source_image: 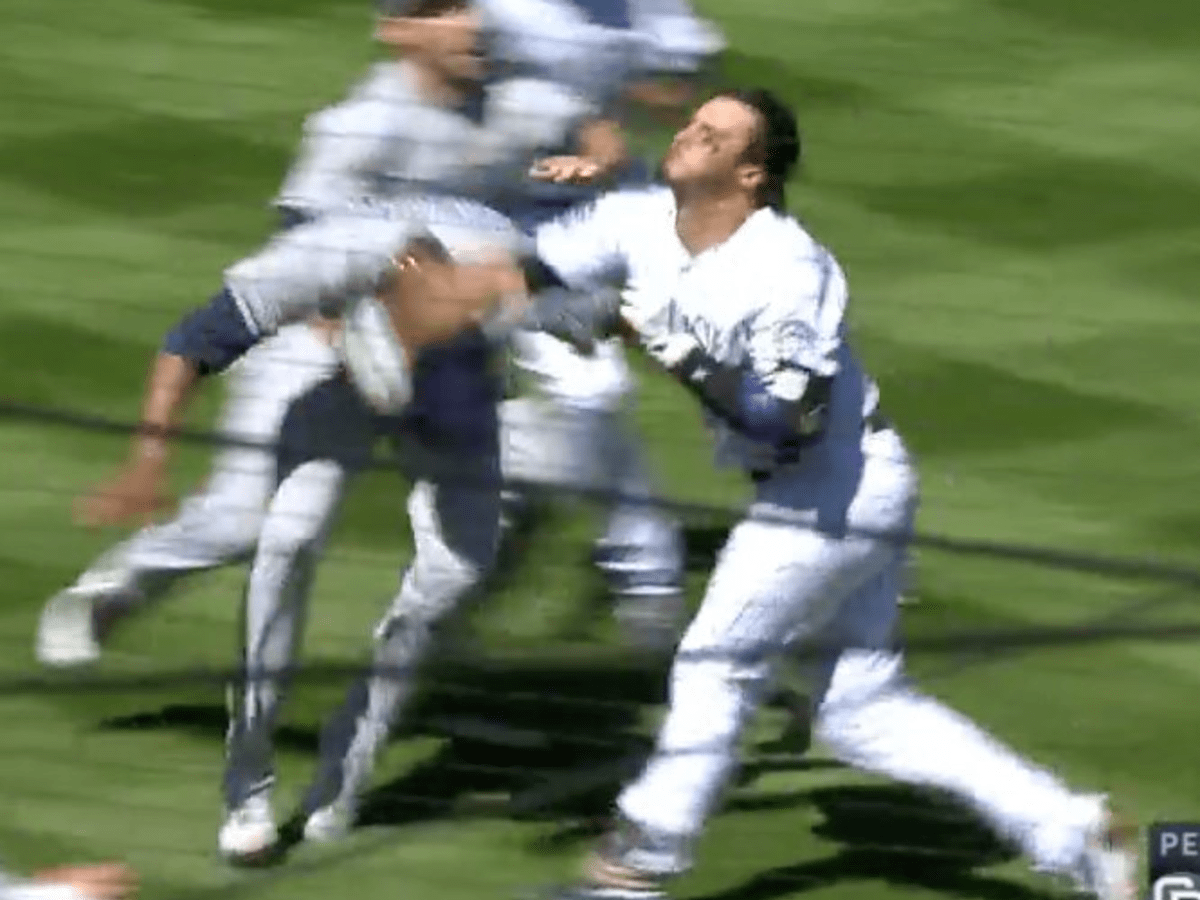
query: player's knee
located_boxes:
[668,652,771,739]
[409,556,486,612]
[382,537,489,631]
[255,504,328,561]
[812,650,905,749]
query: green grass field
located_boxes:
[1,0,1199,898]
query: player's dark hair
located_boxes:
[377,0,469,17]
[719,88,801,211]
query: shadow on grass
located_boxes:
[96,664,1033,900]
[95,652,662,825]
[690,783,1036,900]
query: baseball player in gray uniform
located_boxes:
[39,0,627,864]
[485,0,725,646]
[79,192,623,862]
[443,89,1137,900]
[216,200,532,862]
[35,0,612,671]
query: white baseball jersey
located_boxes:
[534,185,880,471]
[274,60,597,218]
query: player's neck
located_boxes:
[403,59,470,109]
[674,191,757,257]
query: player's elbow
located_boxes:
[738,371,831,443]
[161,288,259,376]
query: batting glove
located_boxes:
[517,286,623,354]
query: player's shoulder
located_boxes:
[746,209,837,277]
[740,211,846,315]
[345,62,409,102]
[544,183,669,231]
[303,63,412,130]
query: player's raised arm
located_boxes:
[530,116,630,185]
[484,190,638,350]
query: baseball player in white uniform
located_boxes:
[34,0,613,671]
[476,88,1136,900]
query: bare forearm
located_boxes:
[132,353,199,466]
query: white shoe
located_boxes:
[1068,803,1138,900]
[302,803,355,844]
[36,587,103,667]
[218,795,278,863]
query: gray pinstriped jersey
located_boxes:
[274,61,598,218]
[225,61,594,336]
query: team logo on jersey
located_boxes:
[773,320,818,362]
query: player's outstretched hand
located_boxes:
[33,862,139,900]
[529,156,603,185]
[75,457,172,529]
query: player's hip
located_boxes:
[748,418,918,538]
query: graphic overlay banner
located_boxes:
[1150,823,1200,900]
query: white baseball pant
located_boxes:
[616,425,1108,878]
[504,330,683,590]
[61,324,340,616]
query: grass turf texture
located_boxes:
[1,0,1199,897]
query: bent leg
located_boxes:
[303,438,502,829]
[223,459,348,810]
[810,557,1110,877]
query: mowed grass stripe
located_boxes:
[0,1,1197,899]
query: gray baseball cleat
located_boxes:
[37,585,132,667]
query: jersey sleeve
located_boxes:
[629,0,726,73]
[746,245,847,402]
[223,213,424,335]
[225,196,526,337]
[532,190,636,288]
[484,77,600,159]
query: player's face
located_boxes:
[661,96,763,194]
[379,6,486,84]
[426,7,487,82]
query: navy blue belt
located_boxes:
[749,410,893,485]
